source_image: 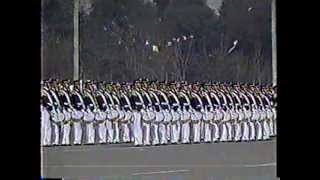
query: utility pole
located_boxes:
[73,0,80,80]
[272,0,277,85]
[41,0,44,80]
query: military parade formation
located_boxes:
[41,79,277,147]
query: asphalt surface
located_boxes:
[42,138,278,180]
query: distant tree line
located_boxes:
[43,0,273,84]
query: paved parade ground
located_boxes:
[42,138,278,180]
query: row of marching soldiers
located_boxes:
[41,79,277,147]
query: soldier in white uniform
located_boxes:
[69,86,84,145]
[49,88,64,146]
[41,90,53,146]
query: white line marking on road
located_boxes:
[44,162,276,168]
[132,169,190,175]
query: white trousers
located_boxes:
[256,121,263,140]
[143,122,151,145]
[192,121,201,143]
[42,120,51,146]
[86,122,95,144]
[98,122,107,143]
[220,123,228,142]
[242,122,250,141]
[226,122,233,141]
[249,121,256,141]
[234,123,242,141]
[106,120,114,143]
[52,123,60,145]
[269,119,275,136]
[181,122,190,143]
[170,123,180,143]
[204,122,212,142]
[113,121,120,143]
[273,119,277,135]
[263,120,271,140]
[151,123,160,145]
[130,123,135,142]
[133,121,143,146]
[200,121,205,140]
[73,121,82,145]
[121,123,131,143]
[62,123,71,145]
[212,122,220,142]
[159,124,168,144]
[166,124,171,141]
